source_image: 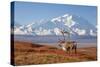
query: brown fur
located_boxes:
[58,40,77,54]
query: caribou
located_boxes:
[58,40,77,54]
[58,30,77,54]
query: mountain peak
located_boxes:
[14,13,97,37]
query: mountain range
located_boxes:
[12,14,97,37]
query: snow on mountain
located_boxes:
[14,25,25,34]
[62,14,69,17]
[51,14,97,36]
[14,23,36,35]
[51,14,76,28]
[64,15,76,28]
[53,28,62,35]
[14,13,97,37]
[26,23,35,33]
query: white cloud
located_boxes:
[14,25,26,35]
[90,29,97,36]
[42,29,51,35]
[34,27,52,35]
[74,28,86,35]
[14,28,26,35]
[18,25,25,29]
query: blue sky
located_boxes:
[14,1,97,26]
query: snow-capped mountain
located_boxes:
[13,23,36,35]
[13,13,97,37]
[51,14,97,36]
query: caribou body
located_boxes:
[58,40,77,54]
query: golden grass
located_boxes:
[12,41,97,66]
